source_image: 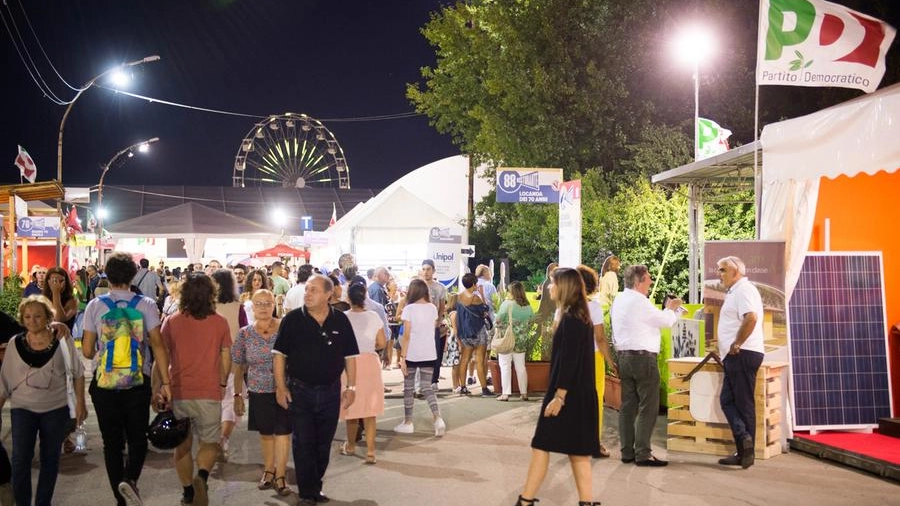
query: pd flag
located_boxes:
[757,0,896,93]
[698,118,732,160]
[14,145,37,183]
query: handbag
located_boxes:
[490,305,516,354]
[57,336,78,419]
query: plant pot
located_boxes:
[604,375,621,411]
[487,359,551,394]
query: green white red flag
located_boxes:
[697,118,732,160]
[757,0,896,93]
[14,145,37,183]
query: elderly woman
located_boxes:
[0,296,86,506]
[494,281,535,402]
[231,290,291,496]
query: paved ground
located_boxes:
[7,368,898,506]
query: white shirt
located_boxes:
[283,282,306,313]
[610,288,677,353]
[588,300,604,352]
[717,277,765,356]
[400,302,438,362]
[344,309,383,354]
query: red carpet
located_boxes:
[793,431,900,465]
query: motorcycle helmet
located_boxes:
[147,410,190,450]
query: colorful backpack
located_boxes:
[96,294,146,389]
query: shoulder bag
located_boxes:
[490,305,516,354]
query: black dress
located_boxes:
[530,312,598,456]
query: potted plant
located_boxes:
[0,274,24,363]
[602,309,621,410]
[487,318,553,393]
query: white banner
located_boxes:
[426,227,464,283]
[558,180,582,268]
[757,0,896,93]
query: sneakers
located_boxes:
[481,388,495,397]
[434,417,446,437]
[452,386,462,394]
[117,480,142,506]
[466,377,476,386]
[393,422,414,434]
[459,386,471,396]
[192,476,208,506]
[431,382,439,392]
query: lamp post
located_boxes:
[675,27,714,304]
[97,137,159,266]
[55,54,160,265]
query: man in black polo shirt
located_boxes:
[274,275,358,504]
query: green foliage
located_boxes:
[0,275,24,318]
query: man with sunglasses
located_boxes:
[715,256,765,469]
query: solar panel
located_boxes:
[788,253,893,431]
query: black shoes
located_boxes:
[718,452,742,466]
[740,436,755,469]
[634,455,668,467]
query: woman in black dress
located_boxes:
[514,267,599,506]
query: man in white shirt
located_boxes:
[715,256,765,469]
[284,264,314,313]
[610,264,681,467]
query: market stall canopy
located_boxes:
[0,181,65,202]
[106,202,277,238]
[252,243,306,258]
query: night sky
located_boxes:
[1,0,457,190]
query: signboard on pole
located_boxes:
[426,227,463,283]
[496,168,562,203]
[558,180,582,267]
[16,216,60,238]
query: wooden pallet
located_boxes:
[666,358,787,459]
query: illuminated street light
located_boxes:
[55,54,160,265]
[674,27,715,161]
[97,137,160,265]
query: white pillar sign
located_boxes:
[558,180,582,268]
[426,227,464,283]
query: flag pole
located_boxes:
[754,83,761,240]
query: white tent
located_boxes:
[325,155,492,268]
[107,202,278,262]
[760,82,900,299]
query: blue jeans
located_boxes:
[11,406,69,506]
[720,350,764,446]
[431,328,445,384]
[288,379,341,499]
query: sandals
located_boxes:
[521,394,529,401]
[497,394,510,401]
[274,476,291,496]
[514,496,539,506]
[578,502,602,505]
[258,470,275,490]
[598,444,610,458]
[365,453,377,465]
[339,441,355,456]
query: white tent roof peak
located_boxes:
[107,201,277,238]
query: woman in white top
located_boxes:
[577,264,618,458]
[240,269,269,325]
[394,279,446,437]
[339,282,386,464]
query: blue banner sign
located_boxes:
[16,216,60,238]
[496,168,562,203]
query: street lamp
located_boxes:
[55,54,160,265]
[97,137,160,266]
[674,28,714,161]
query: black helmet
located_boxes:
[147,410,190,450]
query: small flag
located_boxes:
[66,206,83,235]
[697,118,732,160]
[14,145,37,183]
[86,209,97,233]
[757,0,896,93]
[329,202,337,227]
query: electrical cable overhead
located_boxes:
[0,0,72,104]
[95,84,425,123]
[14,0,85,92]
[0,5,66,105]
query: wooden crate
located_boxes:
[667,357,787,459]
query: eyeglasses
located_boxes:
[253,301,275,307]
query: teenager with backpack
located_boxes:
[81,253,172,506]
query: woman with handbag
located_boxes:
[0,296,86,506]
[455,273,493,396]
[494,282,535,401]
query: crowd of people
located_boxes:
[0,250,765,506]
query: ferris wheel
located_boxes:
[233,113,350,189]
